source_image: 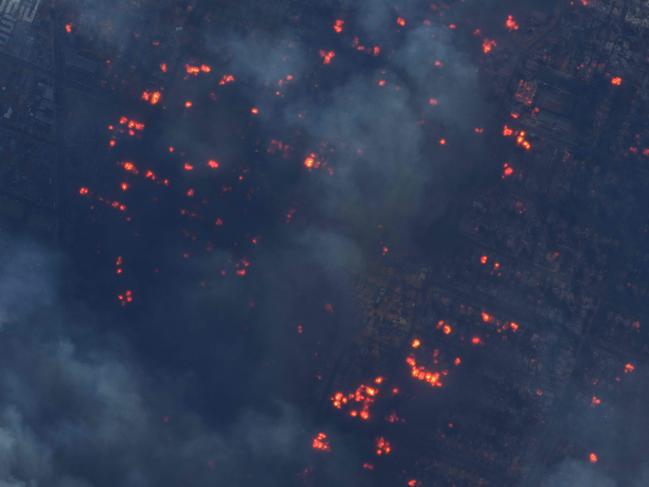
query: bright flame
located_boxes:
[375,437,392,456]
[505,15,520,31]
[141,90,162,105]
[319,50,336,65]
[482,39,497,54]
[312,433,331,452]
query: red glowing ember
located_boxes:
[141,90,162,105]
[122,161,138,174]
[331,379,383,421]
[312,432,331,452]
[185,63,212,76]
[118,289,134,306]
[319,50,336,65]
[375,437,392,456]
[303,153,322,171]
[406,355,445,387]
[482,39,497,54]
[505,15,520,31]
[219,74,236,86]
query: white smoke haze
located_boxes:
[0,239,338,486]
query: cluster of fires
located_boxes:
[68,1,642,483]
[331,377,385,421]
[502,124,532,151]
[324,306,524,473]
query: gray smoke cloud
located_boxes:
[17,1,642,486]
[0,238,361,487]
[210,14,493,251]
[542,461,616,487]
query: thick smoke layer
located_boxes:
[4,0,645,486]
[0,238,370,486]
